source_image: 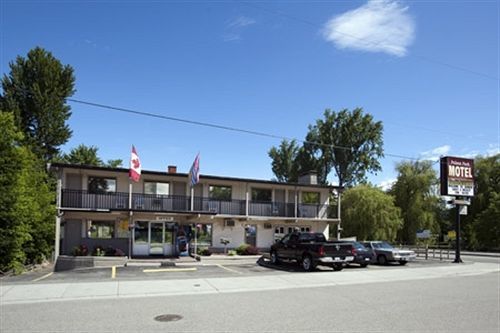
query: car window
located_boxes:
[289,233,299,242]
[352,241,367,250]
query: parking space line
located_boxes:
[111,266,116,279]
[216,264,243,274]
[143,267,197,273]
[32,272,53,282]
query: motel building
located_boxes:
[52,163,340,258]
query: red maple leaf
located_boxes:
[132,158,140,169]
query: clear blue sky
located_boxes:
[2,0,499,188]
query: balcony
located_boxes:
[61,189,337,219]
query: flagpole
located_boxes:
[128,181,133,260]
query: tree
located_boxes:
[268,140,300,182]
[56,144,123,167]
[0,112,54,273]
[269,108,384,186]
[462,154,500,250]
[341,185,402,241]
[391,160,439,244]
[1,47,75,163]
[304,108,384,187]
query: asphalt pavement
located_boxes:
[1,257,498,305]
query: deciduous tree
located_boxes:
[342,185,402,241]
[391,160,439,244]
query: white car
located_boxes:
[361,241,417,265]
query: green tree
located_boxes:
[305,108,384,186]
[0,112,54,273]
[268,139,300,182]
[1,47,75,163]
[342,185,402,241]
[56,144,123,167]
[391,160,439,244]
[268,108,384,186]
[462,154,500,250]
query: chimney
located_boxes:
[167,165,177,173]
[298,172,318,185]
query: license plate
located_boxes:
[400,257,408,261]
[334,257,340,261]
[364,258,370,261]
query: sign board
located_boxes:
[447,230,456,240]
[440,156,474,197]
[459,206,468,215]
[416,229,432,239]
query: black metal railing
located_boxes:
[60,189,338,219]
[61,189,130,210]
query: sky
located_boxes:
[2,0,499,188]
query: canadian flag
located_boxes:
[129,145,141,182]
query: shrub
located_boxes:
[92,246,105,256]
[235,244,249,255]
[243,245,259,255]
[198,248,212,256]
[72,244,88,256]
[104,246,116,256]
[235,244,259,255]
[228,250,236,256]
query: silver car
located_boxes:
[362,241,417,265]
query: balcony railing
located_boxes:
[61,189,337,219]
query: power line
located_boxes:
[67,97,422,161]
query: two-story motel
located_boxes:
[52,163,340,258]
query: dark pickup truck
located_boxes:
[270,232,354,271]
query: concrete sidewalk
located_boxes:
[1,262,498,305]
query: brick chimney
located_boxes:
[167,165,177,173]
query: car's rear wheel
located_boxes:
[399,260,407,266]
[270,251,280,265]
[360,263,368,268]
[377,255,387,265]
[302,255,315,271]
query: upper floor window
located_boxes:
[252,188,272,202]
[88,177,116,194]
[302,191,320,204]
[209,185,232,201]
[144,182,169,195]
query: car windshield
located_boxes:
[373,242,394,249]
[352,242,367,250]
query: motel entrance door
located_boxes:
[133,221,175,256]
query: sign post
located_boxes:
[440,156,474,264]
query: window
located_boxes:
[134,221,148,243]
[302,192,320,204]
[209,185,232,201]
[144,182,169,195]
[88,177,116,194]
[190,223,213,246]
[251,188,272,202]
[87,220,114,239]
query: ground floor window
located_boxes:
[274,225,310,242]
[87,220,115,239]
[134,221,148,243]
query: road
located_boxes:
[2,271,498,332]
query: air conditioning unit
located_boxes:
[224,219,235,227]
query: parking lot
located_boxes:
[1,256,457,285]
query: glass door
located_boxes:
[149,221,164,255]
[245,224,257,247]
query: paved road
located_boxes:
[2,271,498,332]
[3,255,490,285]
